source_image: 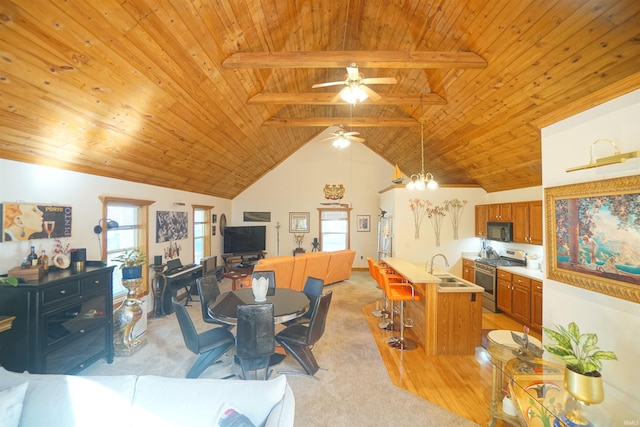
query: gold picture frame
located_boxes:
[289,212,309,233]
[544,175,640,304]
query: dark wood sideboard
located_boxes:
[0,263,115,374]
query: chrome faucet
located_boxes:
[428,253,449,275]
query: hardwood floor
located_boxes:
[363,300,542,426]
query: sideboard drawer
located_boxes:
[42,281,81,306]
[81,272,111,294]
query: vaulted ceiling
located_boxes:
[0,1,639,199]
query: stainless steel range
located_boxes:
[474,249,526,312]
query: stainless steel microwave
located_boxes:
[486,222,513,242]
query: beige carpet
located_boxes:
[81,271,479,426]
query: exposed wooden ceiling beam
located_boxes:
[263,117,420,127]
[247,92,446,105]
[223,51,487,69]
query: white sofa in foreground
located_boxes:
[0,367,294,427]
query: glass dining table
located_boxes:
[207,288,309,325]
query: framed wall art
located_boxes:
[243,211,271,222]
[156,211,189,243]
[545,175,640,304]
[357,215,371,232]
[289,212,309,233]
[1,202,72,242]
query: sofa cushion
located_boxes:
[131,374,289,427]
[300,252,330,284]
[325,250,355,285]
[0,381,28,427]
[0,367,137,427]
[254,257,295,289]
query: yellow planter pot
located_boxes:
[564,367,604,405]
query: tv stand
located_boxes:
[222,252,266,273]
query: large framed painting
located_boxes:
[1,202,72,242]
[545,175,640,304]
[156,211,189,243]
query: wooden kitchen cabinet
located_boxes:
[531,279,543,331]
[475,204,489,237]
[462,259,475,282]
[496,270,531,324]
[512,200,543,245]
[489,203,512,221]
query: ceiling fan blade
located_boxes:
[343,131,361,137]
[361,77,398,85]
[346,66,359,80]
[347,136,366,143]
[312,81,346,88]
[361,85,381,101]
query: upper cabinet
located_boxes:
[512,200,543,245]
[489,203,512,221]
[475,204,489,237]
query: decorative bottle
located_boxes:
[27,246,38,267]
[40,250,49,272]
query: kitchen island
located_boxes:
[383,258,484,355]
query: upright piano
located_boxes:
[153,259,202,316]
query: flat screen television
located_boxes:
[224,226,266,254]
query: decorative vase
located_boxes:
[113,277,146,355]
[252,276,268,302]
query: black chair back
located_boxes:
[196,276,220,321]
[236,303,275,359]
[307,290,333,345]
[252,270,276,296]
[172,297,199,354]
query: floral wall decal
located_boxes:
[444,199,468,240]
[427,204,446,247]
[409,198,430,239]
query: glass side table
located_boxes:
[486,330,543,427]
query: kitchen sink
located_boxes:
[434,274,472,287]
[438,282,469,288]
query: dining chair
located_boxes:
[282,276,324,326]
[235,303,282,380]
[171,297,235,378]
[196,276,233,330]
[276,290,333,378]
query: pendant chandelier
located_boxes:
[407,96,438,190]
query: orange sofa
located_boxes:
[253,250,355,291]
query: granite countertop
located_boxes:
[461,252,544,281]
[497,265,544,281]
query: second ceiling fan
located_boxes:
[312,63,397,103]
[320,125,364,149]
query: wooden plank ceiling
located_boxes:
[0,0,639,199]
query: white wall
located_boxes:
[541,89,640,418]
[0,159,230,278]
[380,186,487,275]
[232,128,395,269]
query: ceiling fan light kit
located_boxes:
[340,84,368,104]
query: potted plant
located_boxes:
[543,322,617,408]
[113,249,147,280]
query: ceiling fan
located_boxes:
[320,125,365,149]
[312,63,397,103]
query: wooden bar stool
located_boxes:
[379,270,419,351]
